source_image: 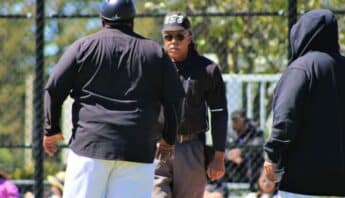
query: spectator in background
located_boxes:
[0,171,19,198]
[204,110,264,197]
[203,182,227,198]
[24,191,34,198]
[246,169,278,198]
[46,171,65,198]
[225,110,265,191]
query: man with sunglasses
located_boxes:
[152,12,228,198]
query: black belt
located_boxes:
[176,133,199,143]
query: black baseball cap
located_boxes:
[162,11,191,32]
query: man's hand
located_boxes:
[226,148,243,165]
[264,160,279,183]
[207,151,225,181]
[155,139,174,162]
[43,133,64,157]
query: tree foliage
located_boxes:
[0,4,35,145]
[142,0,345,73]
[1,0,345,174]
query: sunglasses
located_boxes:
[163,33,186,41]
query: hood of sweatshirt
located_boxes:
[289,9,340,64]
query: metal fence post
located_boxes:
[288,0,297,60]
[33,0,45,197]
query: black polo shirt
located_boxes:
[44,25,184,163]
[175,52,228,151]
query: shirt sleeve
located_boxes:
[206,65,228,151]
[44,42,79,136]
[264,67,308,163]
[161,102,180,145]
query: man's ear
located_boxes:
[188,30,193,39]
[187,31,193,43]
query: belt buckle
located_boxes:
[179,135,184,143]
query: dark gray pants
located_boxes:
[152,140,207,198]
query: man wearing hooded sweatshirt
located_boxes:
[263,9,345,197]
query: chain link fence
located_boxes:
[1,0,345,197]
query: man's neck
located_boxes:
[172,55,188,63]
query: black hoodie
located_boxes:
[264,9,345,196]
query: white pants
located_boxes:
[63,150,155,198]
[278,190,339,198]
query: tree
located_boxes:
[142,0,345,73]
[1,0,345,176]
[0,1,35,174]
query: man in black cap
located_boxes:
[42,0,184,197]
[152,11,228,198]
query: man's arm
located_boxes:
[43,42,79,156]
[155,102,180,162]
[205,64,228,180]
[264,68,307,163]
[155,50,184,161]
[44,42,79,136]
[161,102,179,145]
[206,65,228,152]
[264,67,307,181]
